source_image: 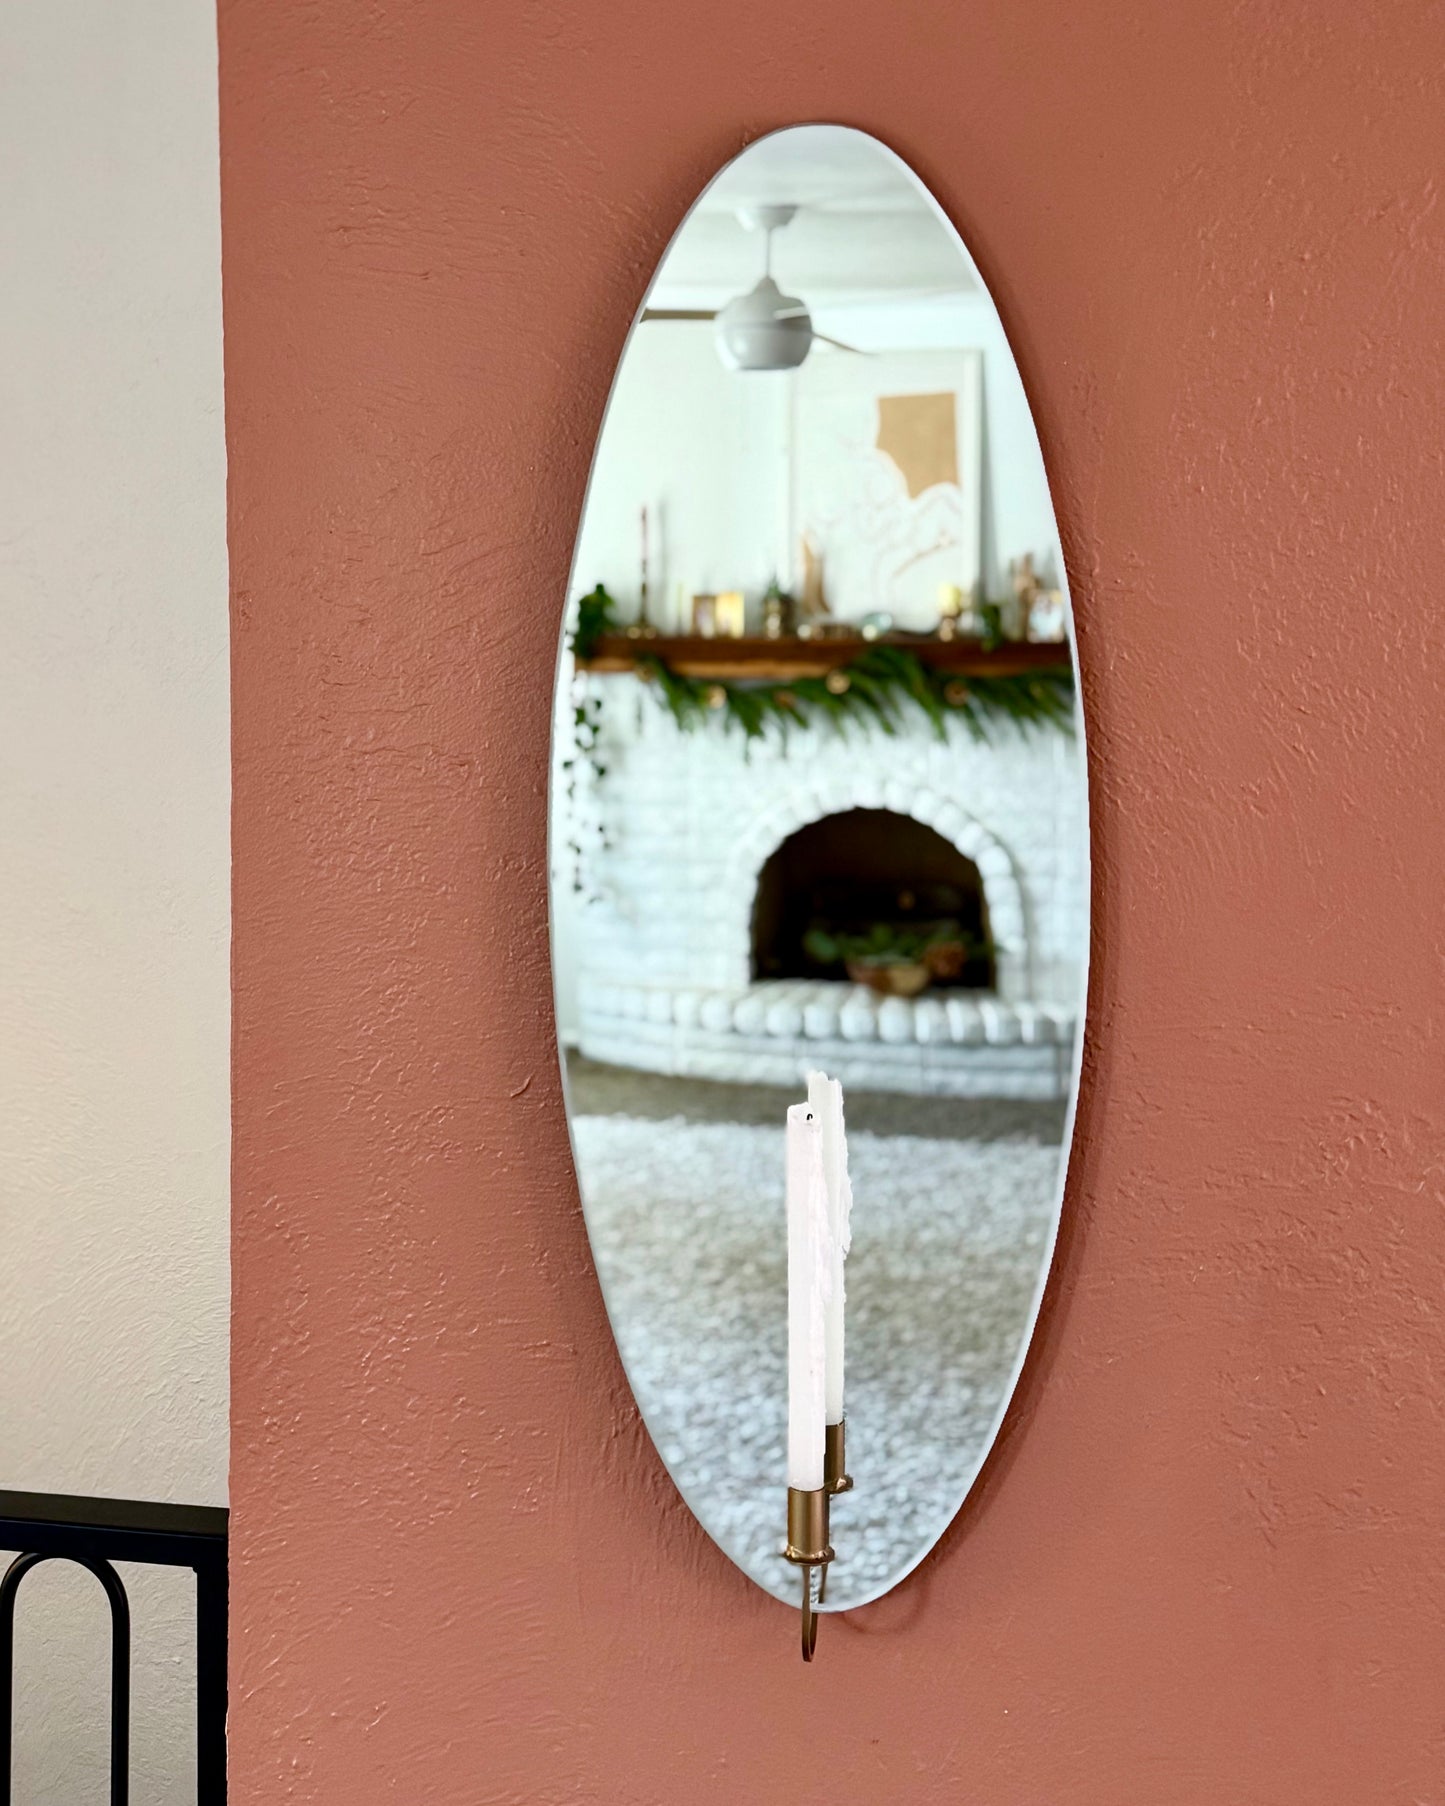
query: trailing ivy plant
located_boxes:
[558,585,622,900]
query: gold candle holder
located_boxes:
[817,1419,853,1605]
[824,1418,853,1495]
[782,1487,833,1662]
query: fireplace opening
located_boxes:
[751,809,995,992]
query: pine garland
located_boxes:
[638,642,1072,745]
[569,585,1074,751]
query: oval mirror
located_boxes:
[550,125,1087,1617]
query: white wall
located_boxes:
[570,300,1058,623]
[573,322,793,628]
[0,0,229,1798]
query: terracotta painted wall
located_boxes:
[220,2,1445,1799]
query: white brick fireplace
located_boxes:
[561,687,1087,1099]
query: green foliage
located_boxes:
[564,593,1072,814]
[637,642,1073,747]
[573,584,618,660]
[803,920,982,969]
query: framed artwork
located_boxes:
[789,351,984,632]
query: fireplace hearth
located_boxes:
[751,808,995,991]
[559,690,1086,1098]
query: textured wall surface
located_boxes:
[221,2,1445,1800]
[0,0,229,1797]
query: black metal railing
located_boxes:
[0,1490,227,1806]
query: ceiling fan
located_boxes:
[641,205,866,370]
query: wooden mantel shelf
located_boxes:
[576,633,1070,681]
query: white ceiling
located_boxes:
[648,126,977,310]
[698,125,931,215]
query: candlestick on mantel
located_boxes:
[626,503,656,639]
[785,1102,831,1491]
[807,1070,852,1430]
[638,505,650,629]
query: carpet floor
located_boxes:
[573,1110,1063,1610]
[566,1052,1069,1144]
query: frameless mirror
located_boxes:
[550,125,1087,1615]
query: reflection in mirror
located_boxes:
[550,126,1087,1618]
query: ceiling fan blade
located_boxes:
[641,308,719,322]
[813,332,871,355]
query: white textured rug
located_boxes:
[573,1114,1062,1610]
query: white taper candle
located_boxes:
[807,1070,853,1424]
[786,1102,832,1491]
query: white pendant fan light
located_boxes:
[642,205,865,370]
